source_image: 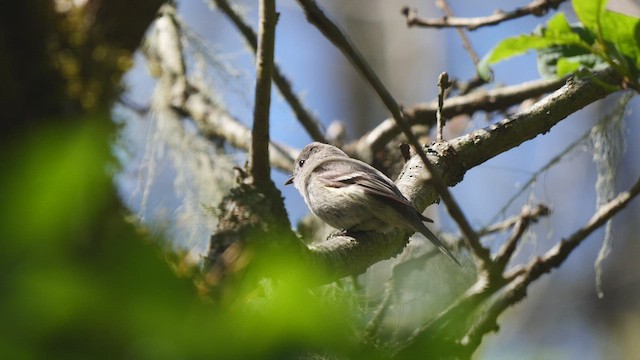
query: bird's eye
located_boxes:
[298,159,305,167]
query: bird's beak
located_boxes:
[284,176,294,185]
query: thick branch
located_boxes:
[307,69,620,282]
[353,76,567,158]
[448,73,615,170]
[401,0,567,31]
[250,0,277,187]
[211,0,327,142]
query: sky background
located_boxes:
[115,1,640,358]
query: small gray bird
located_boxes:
[285,142,460,266]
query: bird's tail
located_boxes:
[417,223,461,267]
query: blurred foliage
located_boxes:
[479,0,640,88]
[48,3,135,111]
[0,1,68,124]
[0,118,366,359]
[0,0,158,128]
[9,0,636,358]
[0,2,364,358]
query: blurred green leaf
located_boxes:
[0,119,357,359]
[572,0,607,35]
[600,8,640,74]
[555,55,603,77]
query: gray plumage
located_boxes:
[285,142,460,266]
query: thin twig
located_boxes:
[295,0,406,131]
[455,76,489,96]
[488,130,590,224]
[250,0,277,187]
[398,175,640,357]
[211,0,327,143]
[296,0,492,271]
[493,205,552,269]
[395,278,495,357]
[364,245,440,342]
[525,177,640,281]
[182,83,297,172]
[495,218,528,270]
[478,203,550,237]
[437,0,480,64]
[435,0,486,95]
[421,151,492,272]
[362,280,395,342]
[401,0,567,31]
[463,174,640,352]
[436,72,451,142]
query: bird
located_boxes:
[285,142,460,266]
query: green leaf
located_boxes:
[573,0,640,78]
[477,61,494,82]
[478,13,591,80]
[0,119,358,359]
[538,46,600,78]
[483,34,556,64]
[556,57,584,76]
[546,10,576,35]
[556,55,608,77]
[536,24,606,79]
[600,9,640,72]
[572,0,608,35]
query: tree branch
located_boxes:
[353,76,567,158]
[449,73,617,170]
[401,0,567,31]
[436,72,450,142]
[478,203,550,237]
[436,0,480,64]
[460,174,640,353]
[307,69,620,282]
[493,206,537,270]
[295,0,406,137]
[147,4,297,173]
[211,0,327,143]
[250,0,277,187]
[435,0,487,95]
[181,83,297,172]
[363,278,395,342]
[395,173,639,357]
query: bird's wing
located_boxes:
[312,157,461,265]
[313,158,433,223]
